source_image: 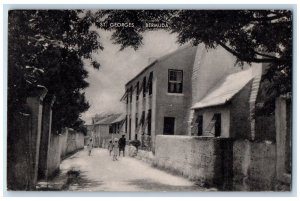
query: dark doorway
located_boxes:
[163,117,175,135]
[197,115,203,136]
[214,113,221,137]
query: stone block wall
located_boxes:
[153,135,279,191]
[232,139,276,191]
[60,129,85,159]
[153,135,233,188]
[59,130,69,159]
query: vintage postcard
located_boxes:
[7,9,293,192]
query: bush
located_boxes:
[129,140,141,149]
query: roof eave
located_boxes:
[191,99,232,110]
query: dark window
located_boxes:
[141,111,145,127]
[109,125,113,134]
[147,109,152,135]
[168,69,183,93]
[143,77,146,97]
[214,113,221,137]
[163,117,175,135]
[136,82,139,100]
[149,72,153,95]
[197,115,203,136]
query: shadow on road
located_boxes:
[127,179,205,192]
[66,170,103,191]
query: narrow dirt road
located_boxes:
[60,148,208,192]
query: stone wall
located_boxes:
[7,87,47,190]
[152,135,280,191]
[153,135,233,189]
[7,87,85,190]
[60,129,85,159]
[42,130,85,180]
[47,133,62,178]
[7,111,34,190]
[232,139,276,191]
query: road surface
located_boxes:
[60,148,208,192]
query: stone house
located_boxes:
[121,44,255,150]
[121,44,292,191]
[92,113,125,148]
[191,67,257,138]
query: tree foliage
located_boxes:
[94,10,292,114]
[8,10,102,132]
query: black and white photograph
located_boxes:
[5,8,293,193]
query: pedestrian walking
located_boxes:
[112,138,119,161]
[87,138,93,156]
[118,135,126,157]
[108,140,113,156]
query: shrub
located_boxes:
[129,140,141,149]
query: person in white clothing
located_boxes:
[112,138,119,161]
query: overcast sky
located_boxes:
[81,29,180,124]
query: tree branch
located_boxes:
[253,51,279,59]
[217,41,283,63]
[251,15,285,22]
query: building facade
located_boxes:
[121,44,255,150]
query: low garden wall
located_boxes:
[129,135,284,191]
[232,139,277,191]
[60,128,85,159]
[153,135,233,188]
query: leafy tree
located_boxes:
[8,10,102,132]
[94,10,292,114]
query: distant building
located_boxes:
[92,113,125,148]
[110,113,126,136]
[120,44,259,150]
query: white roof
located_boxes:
[111,113,126,124]
[192,68,254,109]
